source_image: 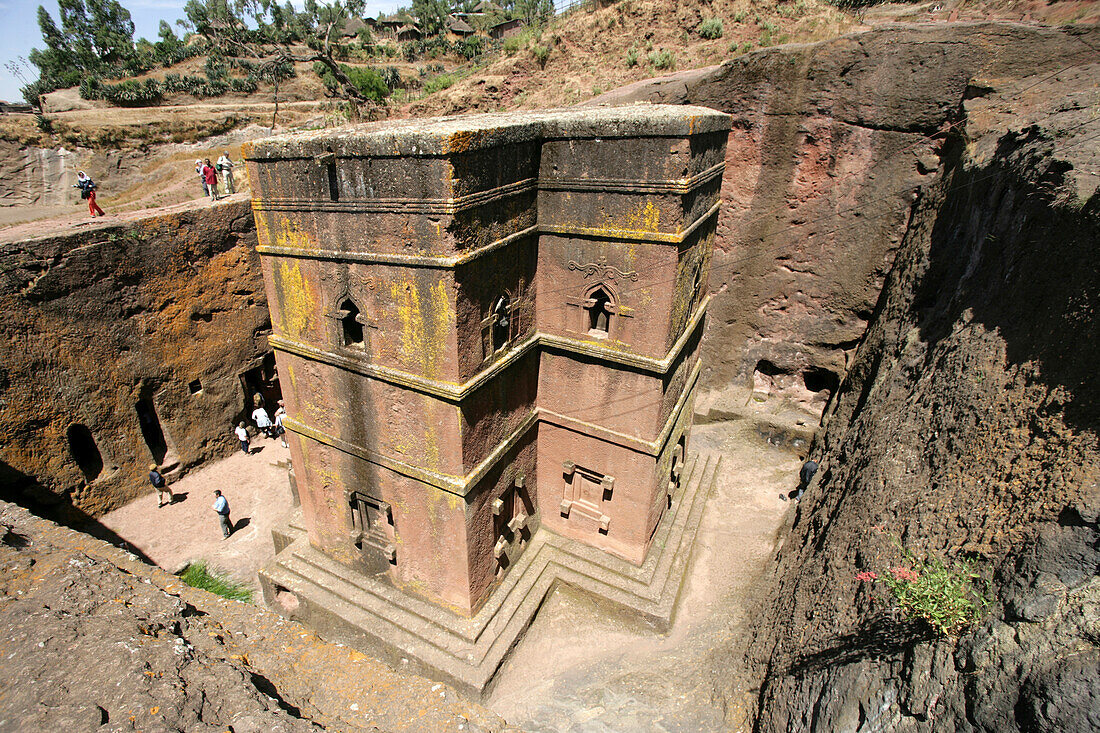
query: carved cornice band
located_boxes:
[282,360,700,497]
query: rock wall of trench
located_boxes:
[733,52,1100,732]
[0,139,78,207]
[594,21,1100,417]
[0,201,273,515]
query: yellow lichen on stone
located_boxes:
[391,277,453,380]
[275,260,315,340]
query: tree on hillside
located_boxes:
[412,0,452,37]
[24,0,138,104]
[182,0,384,121]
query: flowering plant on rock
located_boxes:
[856,534,989,637]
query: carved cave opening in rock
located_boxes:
[802,367,840,396]
[135,399,170,464]
[66,424,103,481]
[188,379,203,395]
[239,353,282,417]
[340,299,364,349]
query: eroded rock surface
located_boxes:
[595,22,1099,420]
[0,200,271,516]
[733,48,1100,733]
[0,500,507,732]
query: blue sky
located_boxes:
[1,0,402,104]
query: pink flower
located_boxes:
[890,566,920,583]
[855,571,878,582]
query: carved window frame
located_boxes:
[325,287,376,356]
[345,488,397,564]
[559,461,614,533]
[565,281,633,342]
[480,285,523,364]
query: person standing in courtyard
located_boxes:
[274,400,288,449]
[252,403,274,438]
[74,171,105,217]
[217,151,236,195]
[149,463,172,507]
[212,490,232,539]
[234,421,250,454]
[202,158,219,202]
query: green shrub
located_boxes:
[531,44,550,68]
[732,10,747,22]
[313,62,390,102]
[461,35,485,60]
[180,561,253,603]
[625,47,639,68]
[98,78,163,107]
[423,72,456,94]
[698,18,724,39]
[648,49,676,70]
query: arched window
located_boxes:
[340,299,364,349]
[492,296,510,352]
[67,424,103,481]
[588,287,612,335]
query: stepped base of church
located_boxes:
[258,451,720,699]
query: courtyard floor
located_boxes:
[99,419,800,731]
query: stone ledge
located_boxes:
[258,450,720,699]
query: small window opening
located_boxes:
[341,299,364,348]
[492,296,510,352]
[188,379,203,395]
[67,424,103,481]
[588,287,612,334]
[325,153,340,201]
[135,398,169,464]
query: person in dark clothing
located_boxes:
[795,459,818,501]
[780,458,819,502]
[149,463,172,507]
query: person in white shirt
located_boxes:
[273,400,288,448]
[212,490,232,538]
[252,405,274,438]
[234,421,250,454]
[217,151,236,195]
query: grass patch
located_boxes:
[180,561,253,602]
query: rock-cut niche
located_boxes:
[66,424,103,481]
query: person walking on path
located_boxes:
[202,159,219,202]
[149,463,172,507]
[74,171,105,217]
[212,490,233,539]
[274,400,288,448]
[234,421,250,454]
[252,404,274,438]
[195,159,208,197]
[217,151,236,195]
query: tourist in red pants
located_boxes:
[75,171,105,217]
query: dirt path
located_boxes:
[486,420,799,731]
[100,433,294,591]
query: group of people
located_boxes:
[147,393,288,540]
[195,152,237,202]
[236,395,287,455]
